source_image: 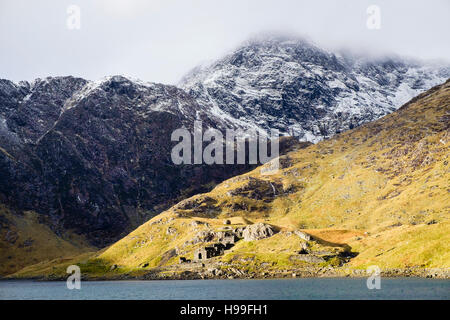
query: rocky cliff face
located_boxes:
[0,76,257,246]
[181,35,449,142]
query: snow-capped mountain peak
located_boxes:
[181,35,449,142]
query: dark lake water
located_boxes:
[0,278,449,300]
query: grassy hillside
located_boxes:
[0,205,95,276]
[9,79,450,279]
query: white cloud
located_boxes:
[0,0,449,84]
[95,0,167,17]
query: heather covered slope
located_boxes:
[10,80,450,279]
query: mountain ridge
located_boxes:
[181,35,449,141]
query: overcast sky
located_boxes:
[1,0,449,84]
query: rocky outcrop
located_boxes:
[294,230,312,241]
[173,196,219,217]
[184,222,277,247]
[227,177,281,200]
[242,223,276,241]
[189,230,216,244]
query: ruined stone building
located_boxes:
[217,231,238,248]
[194,243,227,261]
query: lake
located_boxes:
[0,278,449,300]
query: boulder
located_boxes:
[166,227,177,235]
[294,230,312,241]
[299,242,309,254]
[242,223,275,241]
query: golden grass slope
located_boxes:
[9,79,450,278]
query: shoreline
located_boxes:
[3,267,449,281]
